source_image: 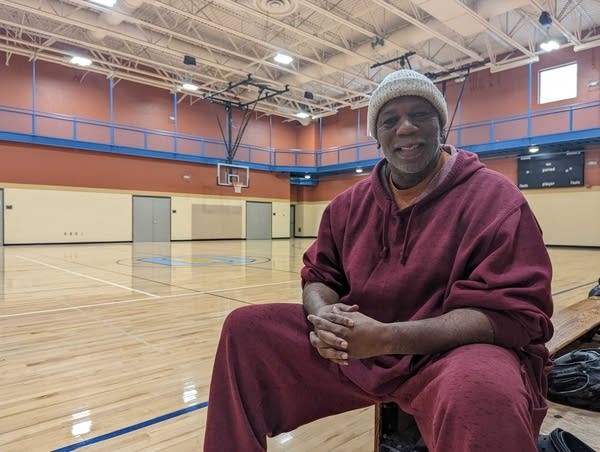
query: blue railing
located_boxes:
[0,100,598,174]
[446,100,599,151]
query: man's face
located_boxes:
[376,96,442,178]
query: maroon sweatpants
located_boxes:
[204,303,546,452]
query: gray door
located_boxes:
[133,196,171,242]
[246,201,272,240]
[0,189,3,246]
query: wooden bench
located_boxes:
[375,297,600,451]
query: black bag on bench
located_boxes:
[547,349,600,412]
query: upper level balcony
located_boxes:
[0,100,598,177]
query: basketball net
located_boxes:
[233,182,243,194]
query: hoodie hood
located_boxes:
[371,146,485,262]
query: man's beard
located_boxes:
[389,144,442,189]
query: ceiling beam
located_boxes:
[453,0,536,58]
[370,0,482,61]
[529,0,582,46]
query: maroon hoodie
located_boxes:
[301,147,553,395]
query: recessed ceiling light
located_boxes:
[89,0,117,7]
[70,56,92,67]
[181,83,199,91]
[274,53,293,65]
[295,111,311,119]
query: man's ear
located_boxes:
[376,141,381,149]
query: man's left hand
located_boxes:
[307,308,387,360]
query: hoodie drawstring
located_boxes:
[379,201,391,259]
[400,206,416,265]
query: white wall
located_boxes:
[294,202,327,237]
[524,187,600,246]
[4,187,131,243]
[4,184,599,246]
[2,185,294,243]
[272,201,291,238]
[171,195,247,240]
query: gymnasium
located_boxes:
[0,0,599,451]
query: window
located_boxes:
[539,63,578,104]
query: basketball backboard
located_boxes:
[217,163,249,191]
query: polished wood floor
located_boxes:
[0,240,598,451]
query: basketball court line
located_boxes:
[208,279,299,293]
[0,293,189,318]
[51,401,208,451]
[551,280,598,296]
[16,255,160,298]
[2,273,592,320]
[0,279,298,318]
[41,254,186,288]
[38,251,300,291]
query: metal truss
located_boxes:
[0,0,598,121]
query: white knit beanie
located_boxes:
[368,69,448,141]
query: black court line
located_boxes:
[206,292,256,305]
[552,280,597,297]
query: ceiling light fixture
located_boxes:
[70,56,92,67]
[355,168,364,173]
[294,111,311,119]
[181,83,199,91]
[89,0,117,7]
[304,174,311,179]
[529,145,540,153]
[540,39,560,52]
[274,53,293,65]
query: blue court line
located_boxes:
[52,401,208,451]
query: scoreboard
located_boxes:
[517,151,584,189]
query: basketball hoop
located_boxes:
[233,182,243,194]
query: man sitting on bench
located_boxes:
[204,70,554,452]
